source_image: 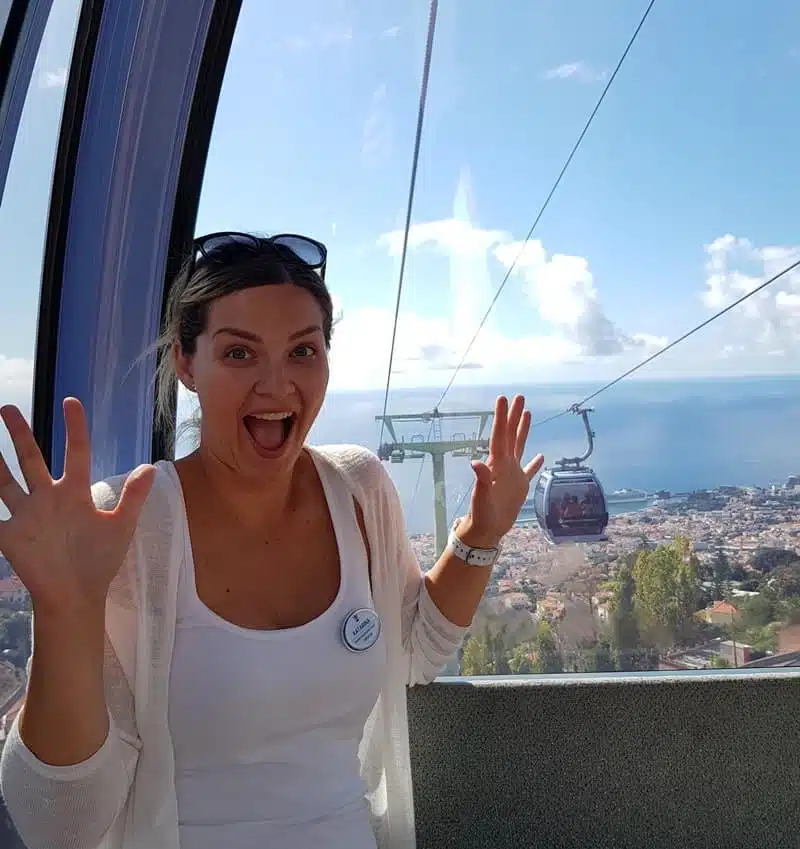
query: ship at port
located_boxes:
[605,487,652,504]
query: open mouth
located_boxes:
[243,412,296,455]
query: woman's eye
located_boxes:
[292,344,316,358]
[225,346,251,360]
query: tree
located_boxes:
[729,562,747,583]
[508,642,535,674]
[746,625,779,655]
[584,637,616,672]
[782,596,800,625]
[696,586,715,612]
[740,594,777,629]
[490,627,510,674]
[712,547,731,601]
[533,620,563,674]
[750,548,800,575]
[0,611,31,668]
[711,655,731,669]
[460,631,493,675]
[609,564,641,671]
[769,564,800,600]
[460,626,512,675]
[633,538,699,649]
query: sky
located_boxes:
[1,0,800,418]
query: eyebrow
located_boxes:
[213,325,323,342]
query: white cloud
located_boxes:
[492,238,663,357]
[544,61,607,83]
[384,158,503,312]
[631,332,668,350]
[381,26,400,38]
[379,218,508,258]
[494,240,666,357]
[329,307,451,389]
[39,67,67,89]
[354,217,663,388]
[378,216,509,331]
[327,303,579,391]
[702,234,800,356]
[0,356,33,405]
[0,358,34,516]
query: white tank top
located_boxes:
[167,456,385,849]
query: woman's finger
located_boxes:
[523,453,545,481]
[0,405,51,492]
[62,398,91,488]
[489,396,509,457]
[0,449,26,513]
[506,396,524,452]
[514,409,531,461]
[471,460,494,489]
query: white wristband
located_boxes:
[446,518,502,568]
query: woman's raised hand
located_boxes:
[458,395,544,548]
[0,398,155,616]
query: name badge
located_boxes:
[341,607,381,653]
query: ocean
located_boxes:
[305,376,800,536]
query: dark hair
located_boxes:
[153,238,335,433]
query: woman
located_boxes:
[0,232,543,849]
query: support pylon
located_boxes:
[376,407,493,557]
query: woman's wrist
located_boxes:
[454,515,503,550]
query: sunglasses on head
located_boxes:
[189,231,328,280]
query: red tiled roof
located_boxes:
[710,600,739,614]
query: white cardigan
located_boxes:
[0,444,467,849]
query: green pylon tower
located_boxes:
[376,407,493,557]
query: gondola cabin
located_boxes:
[532,467,609,545]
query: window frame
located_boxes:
[0,0,53,201]
[31,0,241,479]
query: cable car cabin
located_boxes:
[533,467,609,544]
[390,447,406,463]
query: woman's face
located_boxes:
[176,283,329,478]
